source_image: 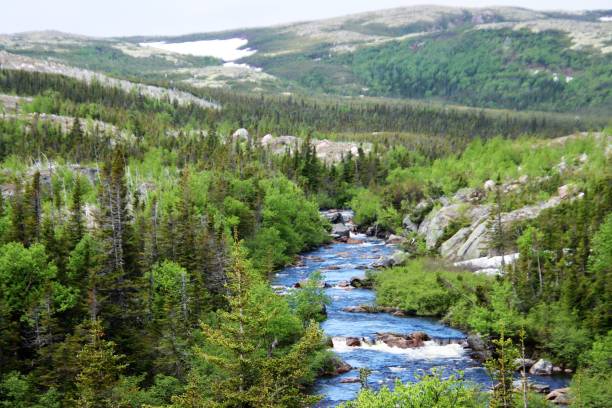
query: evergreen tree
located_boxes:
[73,319,126,408]
[66,175,86,251]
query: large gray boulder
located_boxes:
[529,359,554,376]
[232,128,249,141]
[419,204,490,251]
[331,223,350,239]
[418,204,463,249]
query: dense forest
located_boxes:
[0,47,610,407]
[341,29,612,113]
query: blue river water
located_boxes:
[272,234,569,406]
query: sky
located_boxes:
[1,0,611,37]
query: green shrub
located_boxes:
[339,370,484,407]
[375,259,490,316]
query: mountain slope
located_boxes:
[1,6,611,112]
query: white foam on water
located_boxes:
[139,38,256,61]
[332,338,466,359]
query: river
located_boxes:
[272,231,568,406]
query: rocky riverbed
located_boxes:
[272,211,570,406]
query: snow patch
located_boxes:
[223,62,262,71]
[139,38,256,61]
[599,16,612,22]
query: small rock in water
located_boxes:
[376,332,430,349]
[345,337,361,347]
[346,238,364,244]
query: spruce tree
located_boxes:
[67,175,86,251]
[73,319,126,408]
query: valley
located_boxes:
[0,4,610,408]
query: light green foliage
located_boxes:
[0,372,60,408]
[0,243,77,321]
[340,370,484,407]
[570,332,612,408]
[251,177,328,270]
[175,241,325,407]
[110,374,183,407]
[485,333,519,408]
[525,303,591,368]
[375,259,491,316]
[460,281,525,337]
[74,319,127,408]
[287,271,331,325]
[350,188,382,226]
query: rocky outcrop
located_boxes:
[402,215,418,233]
[260,134,371,163]
[0,51,218,109]
[418,204,491,250]
[529,359,554,376]
[440,227,471,258]
[376,332,430,349]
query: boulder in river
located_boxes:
[293,279,329,289]
[350,276,373,288]
[323,358,352,376]
[376,332,430,349]
[331,223,351,239]
[337,280,350,288]
[343,305,369,313]
[467,333,491,362]
[530,359,554,376]
[515,358,536,370]
[346,238,364,244]
[323,210,344,223]
[345,337,362,347]
[513,380,550,394]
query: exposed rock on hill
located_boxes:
[260,133,371,163]
[0,51,218,109]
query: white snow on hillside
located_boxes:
[139,38,256,61]
[600,16,612,22]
